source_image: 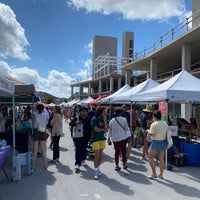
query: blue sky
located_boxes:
[0,0,192,98]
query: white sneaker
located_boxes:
[94,171,99,180]
[75,165,80,171]
[142,156,148,161]
[81,160,86,166]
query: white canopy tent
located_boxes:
[131,70,200,168]
[77,96,94,107]
[0,75,16,155]
[65,99,80,107]
[97,84,131,104]
[132,70,200,103]
[111,78,160,104]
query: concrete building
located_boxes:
[121,0,200,120]
[92,35,117,80]
[71,33,134,99]
[71,0,200,121]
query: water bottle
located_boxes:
[2,139,7,149]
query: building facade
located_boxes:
[71,32,135,99]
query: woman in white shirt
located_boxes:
[108,108,131,171]
[33,103,48,169]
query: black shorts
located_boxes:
[33,128,46,141]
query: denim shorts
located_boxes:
[150,140,167,151]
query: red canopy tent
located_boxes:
[88,94,108,105]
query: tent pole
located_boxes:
[12,87,16,156]
[165,100,172,170]
[130,102,133,131]
[165,100,168,167]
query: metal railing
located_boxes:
[72,9,200,84]
[133,9,200,61]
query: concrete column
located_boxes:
[150,58,158,80]
[182,43,191,72]
[71,86,74,97]
[110,76,113,92]
[106,81,108,92]
[98,79,102,95]
[125,69,131,85]
[118,77,122,89]
[181,43,191,119]
[88,82,91,95]
[79,85,83,96]
[192,0,200,28]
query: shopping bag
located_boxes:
[72,123,83,138]
[167,128,173,149]
[126,143,132,159]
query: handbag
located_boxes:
[37,125,46,133]
[167,128,173,149]
[72,123,83,138]
[115,118,131,138]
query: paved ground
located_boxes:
[0,120,200,200]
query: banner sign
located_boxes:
[159,100,167,121]
[0,76,14,95]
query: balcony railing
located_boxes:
[132,9,200,61]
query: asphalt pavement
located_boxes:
[0,120,200,200]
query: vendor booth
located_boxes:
[0,74,38,180]
[0,74,39,153]
[132,70,200,167]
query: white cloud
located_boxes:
[67,59,75,65]
[84,40,93,54]
[0,60,73,98]
[0,3,30,60]
[67,0,186,21]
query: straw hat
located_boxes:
[143,105,153,113]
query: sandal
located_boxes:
[158,175,164,179]
[48,160,56,164]
[147,175,157,179]
[123,165,128,169]
[115,166,121,171]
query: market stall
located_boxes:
[132,70,200,166]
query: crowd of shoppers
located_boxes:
[0,101,168,180]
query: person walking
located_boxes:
[146,110,169,179]
[139,105,153,160]
[48,106,62,164]
[108,108,131,171]
[69,107,91,172]
[91,107,108,180]
[33,103,48,169]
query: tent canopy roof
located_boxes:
[111,78,160,104]
[97,84,131,104]
[132,70,200,102]
[0,73,39,103]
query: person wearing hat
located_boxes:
[69,107,92,172]
[139,105,153,160]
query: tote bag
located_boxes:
[72,123,83,138]
[167,128,173,149]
